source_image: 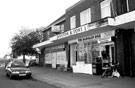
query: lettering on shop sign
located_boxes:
[45,44,65,52]
[98,31,115,43]
[78,34,101,42]
[51,44,65,50]
[100,31,114,38]
[57,24,88,39]
[78,31,115,42]
[45,47,50,51]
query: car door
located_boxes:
[5,62,12,74]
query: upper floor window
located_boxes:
[47,30,50,39]
[100,0,111,18]
[70,15,76,29]
[51,24,64,34]
[80,8,91,26]
[60,24,64,33]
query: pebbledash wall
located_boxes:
[36,0,135,77]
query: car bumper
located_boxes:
[11,73,32,77]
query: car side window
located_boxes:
[6,62,11,68]
[11,61,25,67]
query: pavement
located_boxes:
[30,66,135,88]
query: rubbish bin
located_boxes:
[92,63,102,75]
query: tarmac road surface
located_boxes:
[0,67,60,88]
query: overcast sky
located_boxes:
[0,0,80,58]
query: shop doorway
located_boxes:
[100,42,115,68]
[70,43,78,67]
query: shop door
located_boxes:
[51,52,57,68]
[101,42,115,68]
[109,45,115,64]
[70,44,77,67]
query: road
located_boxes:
[0,67,60,88]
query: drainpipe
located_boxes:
[126,0,129,12]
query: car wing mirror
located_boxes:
[6,66,10,68]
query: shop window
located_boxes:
[70,15,76,29]
[80,8,91,26]
[77,41,93,64]
[78,42,87,62]
[45,53,52,64]
[91,45,100,63]
[100,0,111,18]
[87,42,92,63]
[77,40,101,64]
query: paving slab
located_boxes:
[30,66,135,88]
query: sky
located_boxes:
[0,0,80,58]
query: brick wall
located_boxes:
[65,0,103,31]
[131,29,135,77]
[116,29,135,76]
[115,29,125,76]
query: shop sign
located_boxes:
[98,31,115,43]
[45,47,50,50]
[45,47,51,53]
[57,24,88,39]
[51,46,58,50]
[78,31,114,43]
[98,37,111,43]
[51,44,65,50]
[78,34,101,42]
[57,17,111,40]
[68,39,78,44]
[100,31,115,39]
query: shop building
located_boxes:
[33,15,68,70]
[33,0,135,77]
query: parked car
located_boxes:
[5,60,32,79]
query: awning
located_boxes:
[114,10,135,29]
[52,25,116,45]
[33,17,117,48]
[33,40,53,49]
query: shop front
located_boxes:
[44,44,67,70]
[70,31,115,75]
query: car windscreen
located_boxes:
[11,61,25,67]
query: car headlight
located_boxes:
[12,71,19,74]
[26,71,31,73]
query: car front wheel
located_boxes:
[26,75,31,79]
[9,73,13,79]
[6,72,9,77]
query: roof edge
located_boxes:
[43,14,65,31]
[66,0,85,12]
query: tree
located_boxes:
[10,29,43,63]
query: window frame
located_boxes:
[46,30,50,39]
[80,8,91,26]
[100,0,111,18]
[70,15,76,29]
